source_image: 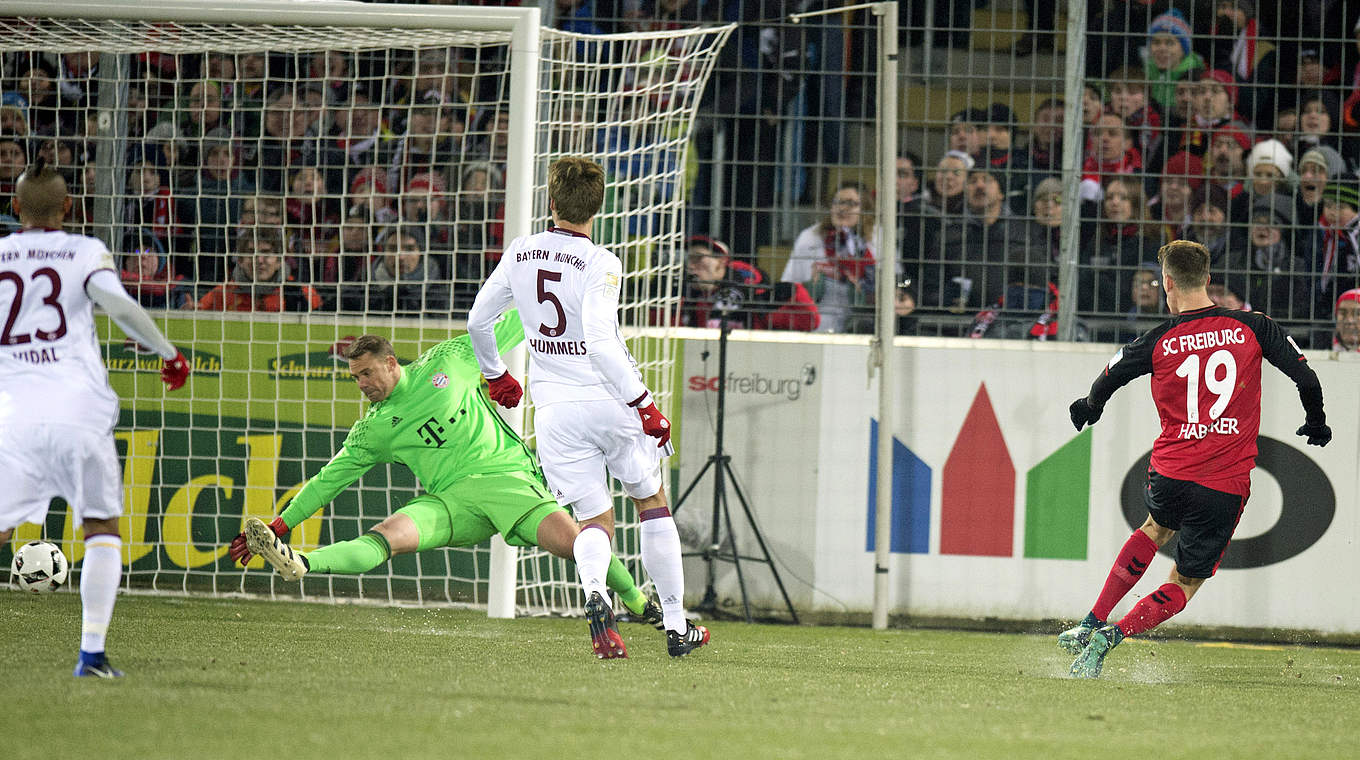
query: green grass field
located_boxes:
[3,593,1358,759]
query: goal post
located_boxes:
[0,0,733,617]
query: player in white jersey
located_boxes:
[0,159,190,678]
[467,156,708,657]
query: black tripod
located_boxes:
[672,294,799,623]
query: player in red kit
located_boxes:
[1062,240,1330,678]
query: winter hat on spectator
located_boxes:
[1163,151,1204,190]
[406,171,446,193]
[949,107,989,126]
[1212,124,1252,153]
[1338,288,1360,308]
[1298,145,1347,178]
[1202,70,1238,106]
[987,103,1015,127]
[349,166,389,196]
[1247,139,1293,176]
[1322,178,1360,210]
[1148,9,1193,55]
[1032,177,1064,201]
[1250,192,1296,227]
[942,149,975,170]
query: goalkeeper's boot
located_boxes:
[639,599,665,630]
[1057,612,1103,655]
[1069,624,1124,679]
[244,517,308,582]
[666,621,710,657]
[73,651,124,678]
[585,591,627,659]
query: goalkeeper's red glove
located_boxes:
[485,372,523,408]
[228,516,288,567]
[630,393,671,448]
[161,350,191,391]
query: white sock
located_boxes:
[640,515,687,632]
[573,526,612,602]
[80,535,122,654]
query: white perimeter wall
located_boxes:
[670,329,1360,633]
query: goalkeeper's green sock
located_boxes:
[305,532,390,574]
[606,555,647,616]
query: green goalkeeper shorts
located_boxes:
[400,470,565,551]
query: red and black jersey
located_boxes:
[1085,305,1324,496]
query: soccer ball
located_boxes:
[10,540,69,594]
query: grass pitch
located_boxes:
[2,594,1357,759]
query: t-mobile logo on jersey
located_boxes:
[417,417,446,447]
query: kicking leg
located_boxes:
[1062,514,1173,653]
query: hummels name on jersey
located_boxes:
[1159,326,1245,356]
[529,338,587,355]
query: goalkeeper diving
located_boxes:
[229,311,663,656]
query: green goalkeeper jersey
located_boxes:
[279,312,533,529]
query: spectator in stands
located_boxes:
[333,91,392,172]
[0,102,29,139]
[897,152,941,292]
[16,59,58,133]
[348,166,397,225]
[1206,282,1247,310]
[1212,1,1267,105]
[1311,180,1360,316]
[1014,177,1066,308]
[330,205,377,311]
[1086,176,1160,312]
[1190,183,1233,259]
[1272,105,1299,146]
[387,100,463,194]
[1009,0,1057,57]
[1082,82,1106,129]
[894,278,918,336]
[366,225,450,316]
[181,79,229,149]
[286,166,340,285]
[679,235,818,331]
[1205,126,1251,201]
[400,170,454,250]
[1023,98,1065,181]
[1080,113,1142,202]
[140,121,193,191]
[931,150,972,216]
[1223,193,1312,320]
[191,227,321,312]
[1085,0,1165,78]
[982,105,1029,211]
[453,161,505,303]
[1150,151,1203,242]
[1295,146,1344,230]
[947,108,988,160]
[1107,66,1163,165]
[124,158,182,256]
[1119,261,1167,340]
[1330,288,1360,351]
[306,50,353,106]
[468,109,511,176]
[939,164,1043,312]
[781,180,875,333]
[194,128,253,283]
[1145,9,1204,113]
[1233,137,1292,224]
[119,231,188,309]
[239,193,285,232]
[1292,91,1342,158]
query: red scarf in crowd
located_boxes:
[822,226,874,282]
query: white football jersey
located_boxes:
[472,227,648,406]
[0,228,120,431]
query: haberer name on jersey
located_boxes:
[1160,326,1245,356]
[529,338,587,355]
[1178,416,1240,439]
[516,249,585,271]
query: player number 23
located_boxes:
[0,267,68,345]
[1174,349,1236,423]
[536,269,567,338]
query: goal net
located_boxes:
[0,0,732,616]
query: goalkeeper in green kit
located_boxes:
[229,311,662,654]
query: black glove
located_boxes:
[1296,422,1332,447]
[1069,397,1103,431]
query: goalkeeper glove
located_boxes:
[1296,422,1332,447]
[228,516,288,567]
[161,351,191,391]
[485,372,523,408]
[1069,397,1103,431]
[630,393,671,448]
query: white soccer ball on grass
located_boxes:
[10,540,69,594]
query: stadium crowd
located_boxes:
[0,1,1358,349]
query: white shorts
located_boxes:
[535,399,664,519]
[0,424,123,532]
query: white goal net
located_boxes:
[0,0,732,616]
